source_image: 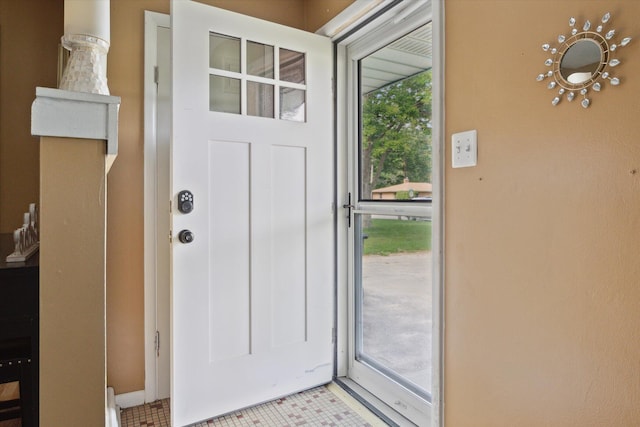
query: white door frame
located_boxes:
[143,10,171,404]
[142,3,444,424]
[432,3,445,423]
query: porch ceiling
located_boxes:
[361,24,432,94]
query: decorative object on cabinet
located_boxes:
[536,12,631,108]
[6,203,39,263]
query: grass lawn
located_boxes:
[363,218,431,256]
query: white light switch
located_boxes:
[452,130,477,168]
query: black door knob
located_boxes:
[178,229,194,244]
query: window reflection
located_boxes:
[247,41,274,78]
[209,75,240,114]
[247,82,274,118]
[209,33,240,72]
[279,48,305,84]
[280,88,305,122]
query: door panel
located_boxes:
[209,140,251,361]
[171,2,333,425]
[271,145,307,347]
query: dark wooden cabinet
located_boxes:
[0,233,39,426]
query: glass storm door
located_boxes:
[342,9,437,425]
[171,2,333,425]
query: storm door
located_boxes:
[336,1,442,424]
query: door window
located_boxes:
[359,25,433,202]
[208,33,307,121]
[355,25,434,400]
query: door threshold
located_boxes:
[333,378,418,427]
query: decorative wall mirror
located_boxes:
[537,12,631,108]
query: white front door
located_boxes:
[171,2,333,426]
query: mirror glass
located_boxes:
[559,39,602,84]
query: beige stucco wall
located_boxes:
[0,0,62,232]
[444,1,640,425]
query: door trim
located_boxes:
[431,1,445,423]
[143,10,171,404]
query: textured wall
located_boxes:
[444,1,640,425]
[0,0,62,232]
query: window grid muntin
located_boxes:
[209,32,307,121]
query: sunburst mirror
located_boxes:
[537,12,631,108]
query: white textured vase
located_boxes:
[59,34,110,95]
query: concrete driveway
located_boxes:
[361,251,432,393]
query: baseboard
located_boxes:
[107,387,121,427]
[115,389,146,409]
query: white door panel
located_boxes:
[171,1,333,425]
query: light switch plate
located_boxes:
[452,130,477,168]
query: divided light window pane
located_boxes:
[247,41,274,78]
[209,33,240,72]
[279,48,305,84]
[247,82,274,118]
[209,75,240,114]
[280,88,305,122]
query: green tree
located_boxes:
[362,70,432,198]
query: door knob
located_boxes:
[178,229,194,244]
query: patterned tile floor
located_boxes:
[121,385,382,427]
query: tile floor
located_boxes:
[121,398,169,426]
[121,385,379,427]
